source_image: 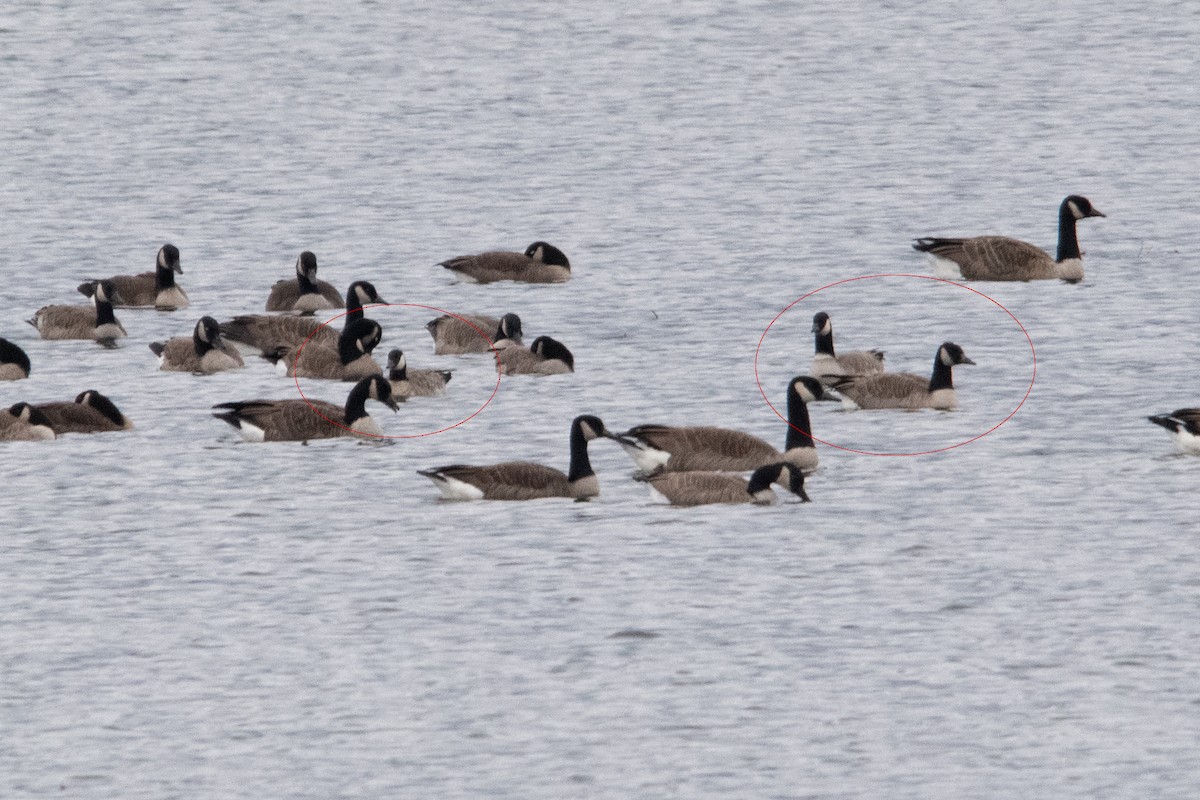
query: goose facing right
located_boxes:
[1147,409,1200,454]
[28,279,127,346]
[426,312,522,355]
[438,241,570,284]
[150,316,245,373]
[0,403,56,441]
[212,375,399,442]
[268,318,384,381]
[640,462,810,507]
[265,251,343,313]
[35,390,133,434]
[810,311,885,384]
[0,337,31,380]
[832,342,974,410]
[77,243,188,309]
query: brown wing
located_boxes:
[437,461,571,499]
[836,372,929,409]
[837,350,886,376]
[285,344,381,381]
[922,236,1055,280]
[220,314,332,353]
[31,305,96,339]
[439,252,567,284]
[646,472,749,506]
[392,369,451,398]
[222,398,347,441]
[157,336,199,370]
[35,402,127,433]
[495,345,571,376]
[107,273,158,306]
[265,278,343,312]
[428,314,501,354]
[629,425,781,472]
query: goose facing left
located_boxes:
[76,243,188,309]
[212,375,399,442]
[28,280,127,346]
[1147,409,1200,455]
[150,316,245,373]
[386,350,451,398]
[0,337,31,380]
[832,342,974,410]
[35,390,133,434]
[0,403,56,441]
[640,462,810,507]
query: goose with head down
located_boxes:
[438,241,570,284]
[639,462,810,507]
[35,390,133,434]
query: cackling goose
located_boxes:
[386,349,451,398]
[810,311,885,385]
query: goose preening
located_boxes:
[639,462,810,507]
[265,251,344,313]
[0,403,56,441]
[426,312,522,355]
[212,375,398,442]
[832,342,974,410]
[810,311,885,385]
[222,280,385,355]
[493,335,575,376]
[615,375,827,476]
[438,241,570,284]
[76,244,188,309]
[35,390,133,434]
[150,316,245,373]
[266,318,383,381]
[1147,409,1200,455]
[418,415,611,501]
[386,350,451,398]
[913,195,1105,282]
[0,337,31,380]
[28,279,127,347]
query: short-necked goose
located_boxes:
[833,342,974,410]
[426,312,522,355]
[77,244,188,309]
[386,350,451,398]
[1147,409,1200,455]
[213,375,398,442]
[810,311,885,385]
[640,462,810,507]
[493,334,575,376]
[222,280,385,355]
[0,337,31,380]
[29,279,127,346]
[438,241,570,284]
[0,403,56,441]
[150,316,245,373]
[265,251,344,313]
[35,390,133,434]
[268,318,384,381]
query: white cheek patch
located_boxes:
[821,319,832,335]
[531,245,544,261]
[1068,199,1082,219]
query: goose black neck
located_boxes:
[343,381,369,424]
[567,420,596,482]
[192,327,213,356]
[338,330,363,365]
[786,383,815,449]
[94,298,117,326]
[297,269,318,294]
[156,262,177,290]
[814,326,836,357]
[929,353,955,391]
[389,361,406,381]
[344,305,364,326]
[1056,200,1082,262]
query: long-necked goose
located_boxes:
[1147,409,1200,455]
[615,375,827,476]
[222,280,385,355]
[438,241,570,284]
[267,318,383,381]
[150,316,246,373]
[212,375,398,442]
[0,337,31,380]
[426,312,522,355]
[810,311,885,385]
[28,279,127,346]
[77,244,189,309]
[832,342,974,410]
[913,195,1105,282]
[494,335,575,376]
[265,251,344,313]
[640,462,810,507]
[386,350,451,398]
[418,415,611,501]
[0,403,56,441]
[35,390,133,434]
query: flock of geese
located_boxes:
[2,195,1195,503]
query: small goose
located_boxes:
[438,241,570,284]
[386,349,451,398]
[35,390,133,434]
[0,403,56,441]
[616,375,827,476]
[832,342,974,410]
[222,280,385,355]
[150,316,246,373]
[1147,409,1200,455]
[0,337,31,380]
[28,279,127,346]
[267,318,384,381]
[418,415,611,501]
[639,462,810,506]
[494,335,575,376]
[265,251,343,313]
[913,195,1106,282]
[810,311,885,385]
[77,244,188,309]
[212,375,399,442]
[426,312,522,355]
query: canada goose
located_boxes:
[386,350,451,398]
[0,337,31,380]
[267,317,383,380]
[810,311,885,384]
[1147,409,1200,455]
[426,312,522,355]
[438,241,570,284]
[639,462,810,506]
[28,279,127,346]
[418,415,611,501]
[76,244,189,309]
[150,316,245,373]
[494,335,575,376]
[212,375,399,442]
[832,342,974,410]
[35,390,133,434]
[265,251,343,313]
[0,403,56,441]
[616,375,827,477]
[221,280,386,355]
[913,195,1105,282]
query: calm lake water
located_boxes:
[2,1,1199,798]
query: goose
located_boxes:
[438,241,570,284]
[1147,409,1200,455]
[266,318,383,380]
[221,280,385,355]
[639,462,810,506]
[265,251,343,313]
[426,312,522,355]
[386,350,451,398]
[913,195,1105,282]
[832,342,974,410]
[150,316,245,373]
[76,243,188,309]
[810,311,885,385]
[35,390,133,434]
[212,375,399,442]
[28,279,127,346]
[0,337,31,380]
[615,375,827,476]
[494,335,575,376]
[0,403,56,441]
[418,415,611,501]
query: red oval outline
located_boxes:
[292,304,502,439]
[753,273,1037,457]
